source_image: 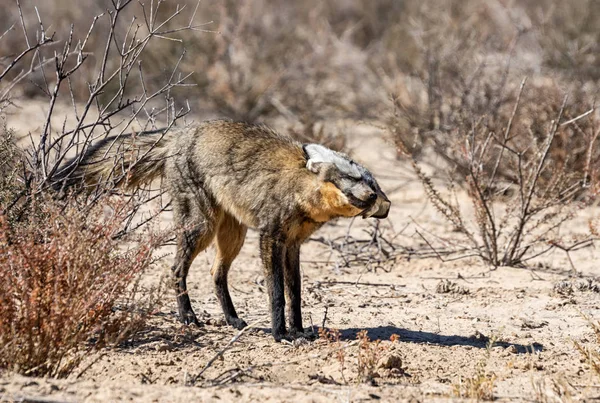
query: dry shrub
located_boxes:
[0,0,197,103]
[319,327,346,383]
[356,331,403,384]
[392,41,599,192]
[0,0,388,149]
[194,1,386,124]
[0,120,24,221]
[319,329,402,384]
[385,0,600,267]
[528,0,600,81]
[1,0,598,126]
[196,1,287,122]
[394,77,598,266]
[356,330,385,383]
[0,1,175,378]
[386,0,599,194]
[0,196,164,377]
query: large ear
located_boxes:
[304,143,340,175]
[306,159,333,175]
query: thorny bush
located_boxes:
[394,79,599,267]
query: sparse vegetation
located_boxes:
[319,328,402,384]
[0,0,599,400]
[452,336,499,400]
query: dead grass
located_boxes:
[0,120,24,223]
[452,336,499,400]
[318,328,402,384]
[452,362,497,401]
[574,314,600,380]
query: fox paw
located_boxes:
[287,328,317,341]
[179,311,203,327]
[272,331,289,342]
[227,317,248,330]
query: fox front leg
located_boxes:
[284,243,303,335]
[259,232,287,341]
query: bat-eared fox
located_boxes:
[59,120,390,341]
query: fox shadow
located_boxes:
[338,326,543,354]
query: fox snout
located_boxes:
[344,180,390,219]
[361,190,390,219]
[349,180,390,219]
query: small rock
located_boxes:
[553,281,574,296]
[436,279,469,295]
[521,318,548,329]
[206,318,226,326]
[377,353,403,370]
[470,331,489,342]
[155,341,174,352]
[292,337,310,347]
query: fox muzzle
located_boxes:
[361,191,390,219]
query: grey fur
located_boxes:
[304,143,362,179]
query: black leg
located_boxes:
[170,204,217,327]
[214,268,247,330]
[171,228,203,326]
[212,213,248,330]
[175,277,201,326]
[285,243,303,335]
[259,232,286,341]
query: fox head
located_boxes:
[303,144,391,220]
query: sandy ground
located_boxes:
[2,102,600,402]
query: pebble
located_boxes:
[377,353,403,370]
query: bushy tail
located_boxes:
[55,129,170,193]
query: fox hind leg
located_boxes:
[171,193,218,326]
[211,213,248,330]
